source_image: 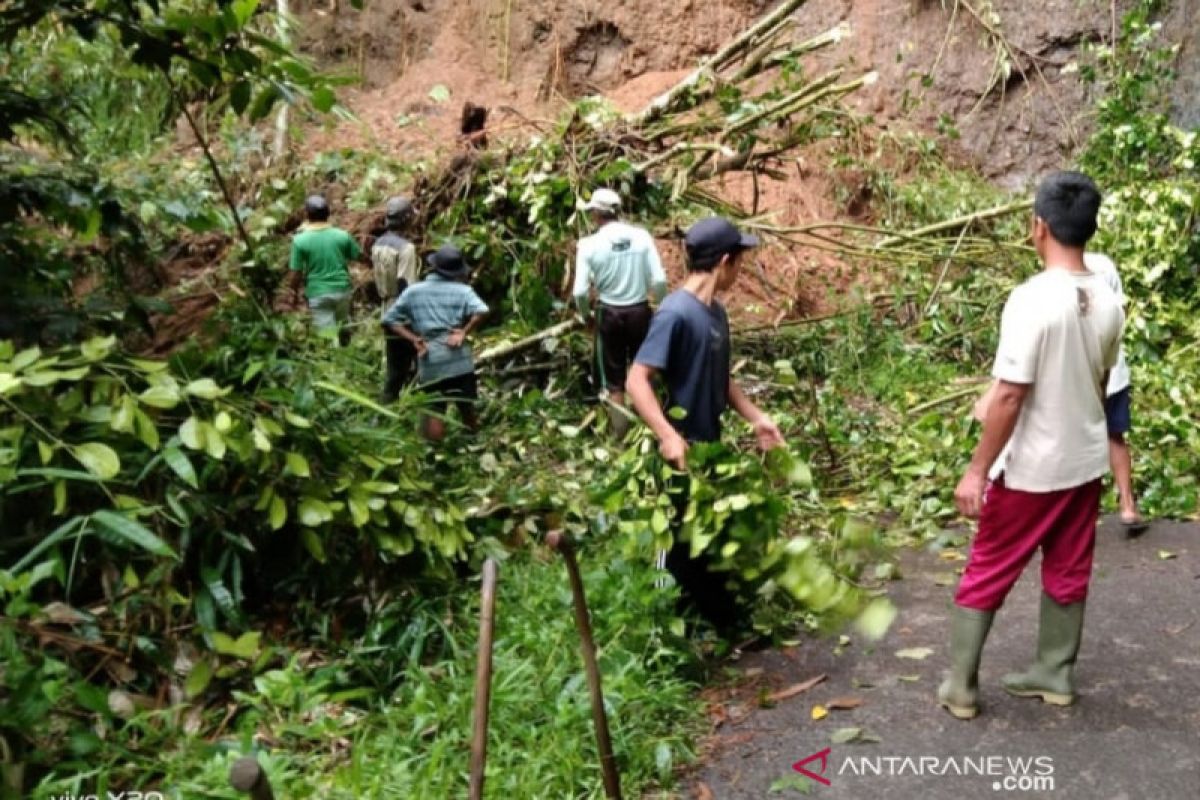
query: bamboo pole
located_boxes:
[875,198,1032,248]
[631,0,811,126]
[469,559,499,800]
[546,531,621,799]
[272,0,290,161]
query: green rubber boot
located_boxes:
[937,606,996,720]
[1001,594,1085,706]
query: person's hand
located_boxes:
[660,431,689,470]
[446,329,466,348]
[753,415,784,452]
[955,468,988,518]
[414,338,428,357]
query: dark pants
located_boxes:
[382,333,416,400]
[665,479,743,633]
[596,302,652,392]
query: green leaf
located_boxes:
[92,510,178,559]
[311,86,336,113]
[284,411,312,428]
[71,443,121,480]
[37,440,54,464]
[134,409,161,450]
[185,659,214,699]
[268,495,287,530]
[0,373,21,395]
[428,84,451,103]
[298,497,331,526]
[10,346,41,371]
[831,726,864,744]
[854,599,897,641]
[111,396,136,434]
[179,416,205,450]
[248,84,281,122]
[202,423,227,460]
[301,529,327,562]
[139,383,181,409]
[185,378,227,399]
[80,335,116,361]
[285,451,311,478]
[23,367,90,386]
[232,80,257,117]
[232,0,261,27]
[211,631,261,660]
[163,447,199,488]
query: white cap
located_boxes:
[582,188,621,214]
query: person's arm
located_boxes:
[447,313,486,348]
[287,269,305,304]
[728,380,784,451]
[572,242,592,316]
[346,231,364,263]
[399,244,419,287]
[645,237,668,304]
[447,289,489,348]
[389,322,427,356]
[627,363,688,468]
[955,380,1030,517]
[382,292,427,355]
[287,241,306,304]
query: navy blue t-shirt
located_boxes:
[634,290,731,443]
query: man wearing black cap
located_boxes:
[626,216,784,631]
[382,245,489,441]
[373,197,419,401]
[288,194,361,345]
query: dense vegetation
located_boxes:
[1,1,1196,797]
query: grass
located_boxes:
[30,541,704,799]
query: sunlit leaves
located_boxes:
[71,442,121,480]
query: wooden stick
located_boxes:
[469,559,499,800]
[546,531,622,799]
[229,756,275,800]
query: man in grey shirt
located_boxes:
[574,188,668,438]
[373,196,419,401]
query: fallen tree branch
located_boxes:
[874,199,1032,248]
[906,386,982,417]
[632,0,811,126]
[476,318,583,366]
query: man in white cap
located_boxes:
[573,187,668,438]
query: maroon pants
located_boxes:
[955,476,1102,611]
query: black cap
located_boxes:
[304,194,329,215]
[684,217,759,266]
[426,245,471,279]
[385,196,413,225]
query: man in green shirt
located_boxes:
[288,195,361,344]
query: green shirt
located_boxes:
[289,224,360,298]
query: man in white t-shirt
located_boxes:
[938,172,1124,721]
[574,188,668,438]
[1083,252,1147,533]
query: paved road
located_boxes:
[693,518,1200,799]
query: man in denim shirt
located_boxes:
[383,245,489,441]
